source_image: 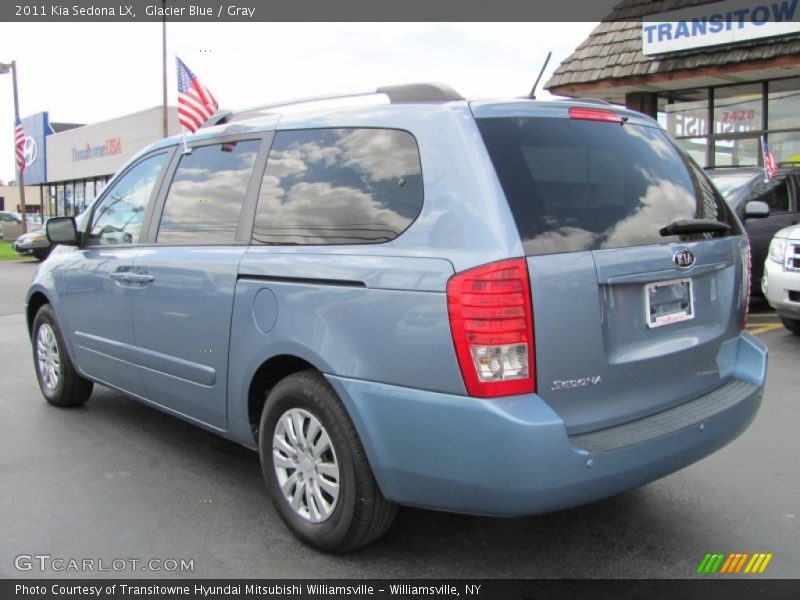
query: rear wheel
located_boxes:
[32,304,93,407]
[258,370,396,552]
[780,316,800,335]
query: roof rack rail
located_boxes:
[376,83,464,103]
[203,82,464,128]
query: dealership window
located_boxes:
[674,138,707,167]
[665,89,709,138]
[55,184,65,215]
[768,131,800,166]
[84,180,95,211]
[714,83,762,135]
[712,137,760,168]
[74,181,85,215]
[659,78,800,169]
[768,77,800,131]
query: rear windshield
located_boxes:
[477,117,741,256]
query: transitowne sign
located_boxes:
[642,0,800,56]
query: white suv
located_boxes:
[763,225,800,334]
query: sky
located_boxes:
[0,22,598,183]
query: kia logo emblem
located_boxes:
[673,249,695,268]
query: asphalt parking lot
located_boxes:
[0,260,797,579]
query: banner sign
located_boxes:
[643,0,800,56]
[19,112,52,185]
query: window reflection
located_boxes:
[157,140,260,244]
[252,128,423,245]
[88,154,166,246]
[478,117,737,256]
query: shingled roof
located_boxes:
[545,0,800,100]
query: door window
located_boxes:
[88,153,167,246]
[744,178,791,213]
[157,140,260,244]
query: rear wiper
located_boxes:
[659,219,731,237]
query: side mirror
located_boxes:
[46,217,81,246]
[744,200,770,219]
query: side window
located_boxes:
[88,153,167,246]
[251,128,423,245]
[745,177,790,213]
[157,139,260,244]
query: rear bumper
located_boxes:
[326,332,767,516]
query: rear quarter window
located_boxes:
[251,128,423,245]
[477,116,741,255]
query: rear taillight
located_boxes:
[741,238,751,330]
[446,258,535,397]
[568,107,623,123]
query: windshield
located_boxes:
[477,117,741,256]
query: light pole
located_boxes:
[0,60,27,233]
[162,0,168,138]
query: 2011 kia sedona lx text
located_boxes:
[26,84,767,552]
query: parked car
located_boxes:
[27,84,767,552]
[707,166,800,292]
[12,227,52,260]
[0,210,24,241]
[0,210,43,241]
[763,224,800,334]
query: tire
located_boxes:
[34,247,51,261]
[259,370,397,552]
[780,316,800,335]
[32,304,93,407]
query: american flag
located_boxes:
[761,136,778,182]
[176,56,219,133]
[14,119,26,175]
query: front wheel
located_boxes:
[32,304,93,407]
[780,316,800,335]
[259,370,396,552]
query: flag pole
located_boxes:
[760,136,768,183]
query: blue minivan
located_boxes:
[28,84,767,551]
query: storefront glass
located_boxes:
[768,78,800,131]
[658,77,800,168]
[769,131,800,166]
[74,181,85,215]
[713,137,760,168]
[55,184,65,215]
[665,89,709,137]
[713,83,763,135]
[675,137,707,166]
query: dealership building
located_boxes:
[545,0,800,169]
[19,106,179,216]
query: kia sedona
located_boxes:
[27,84,767,552]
